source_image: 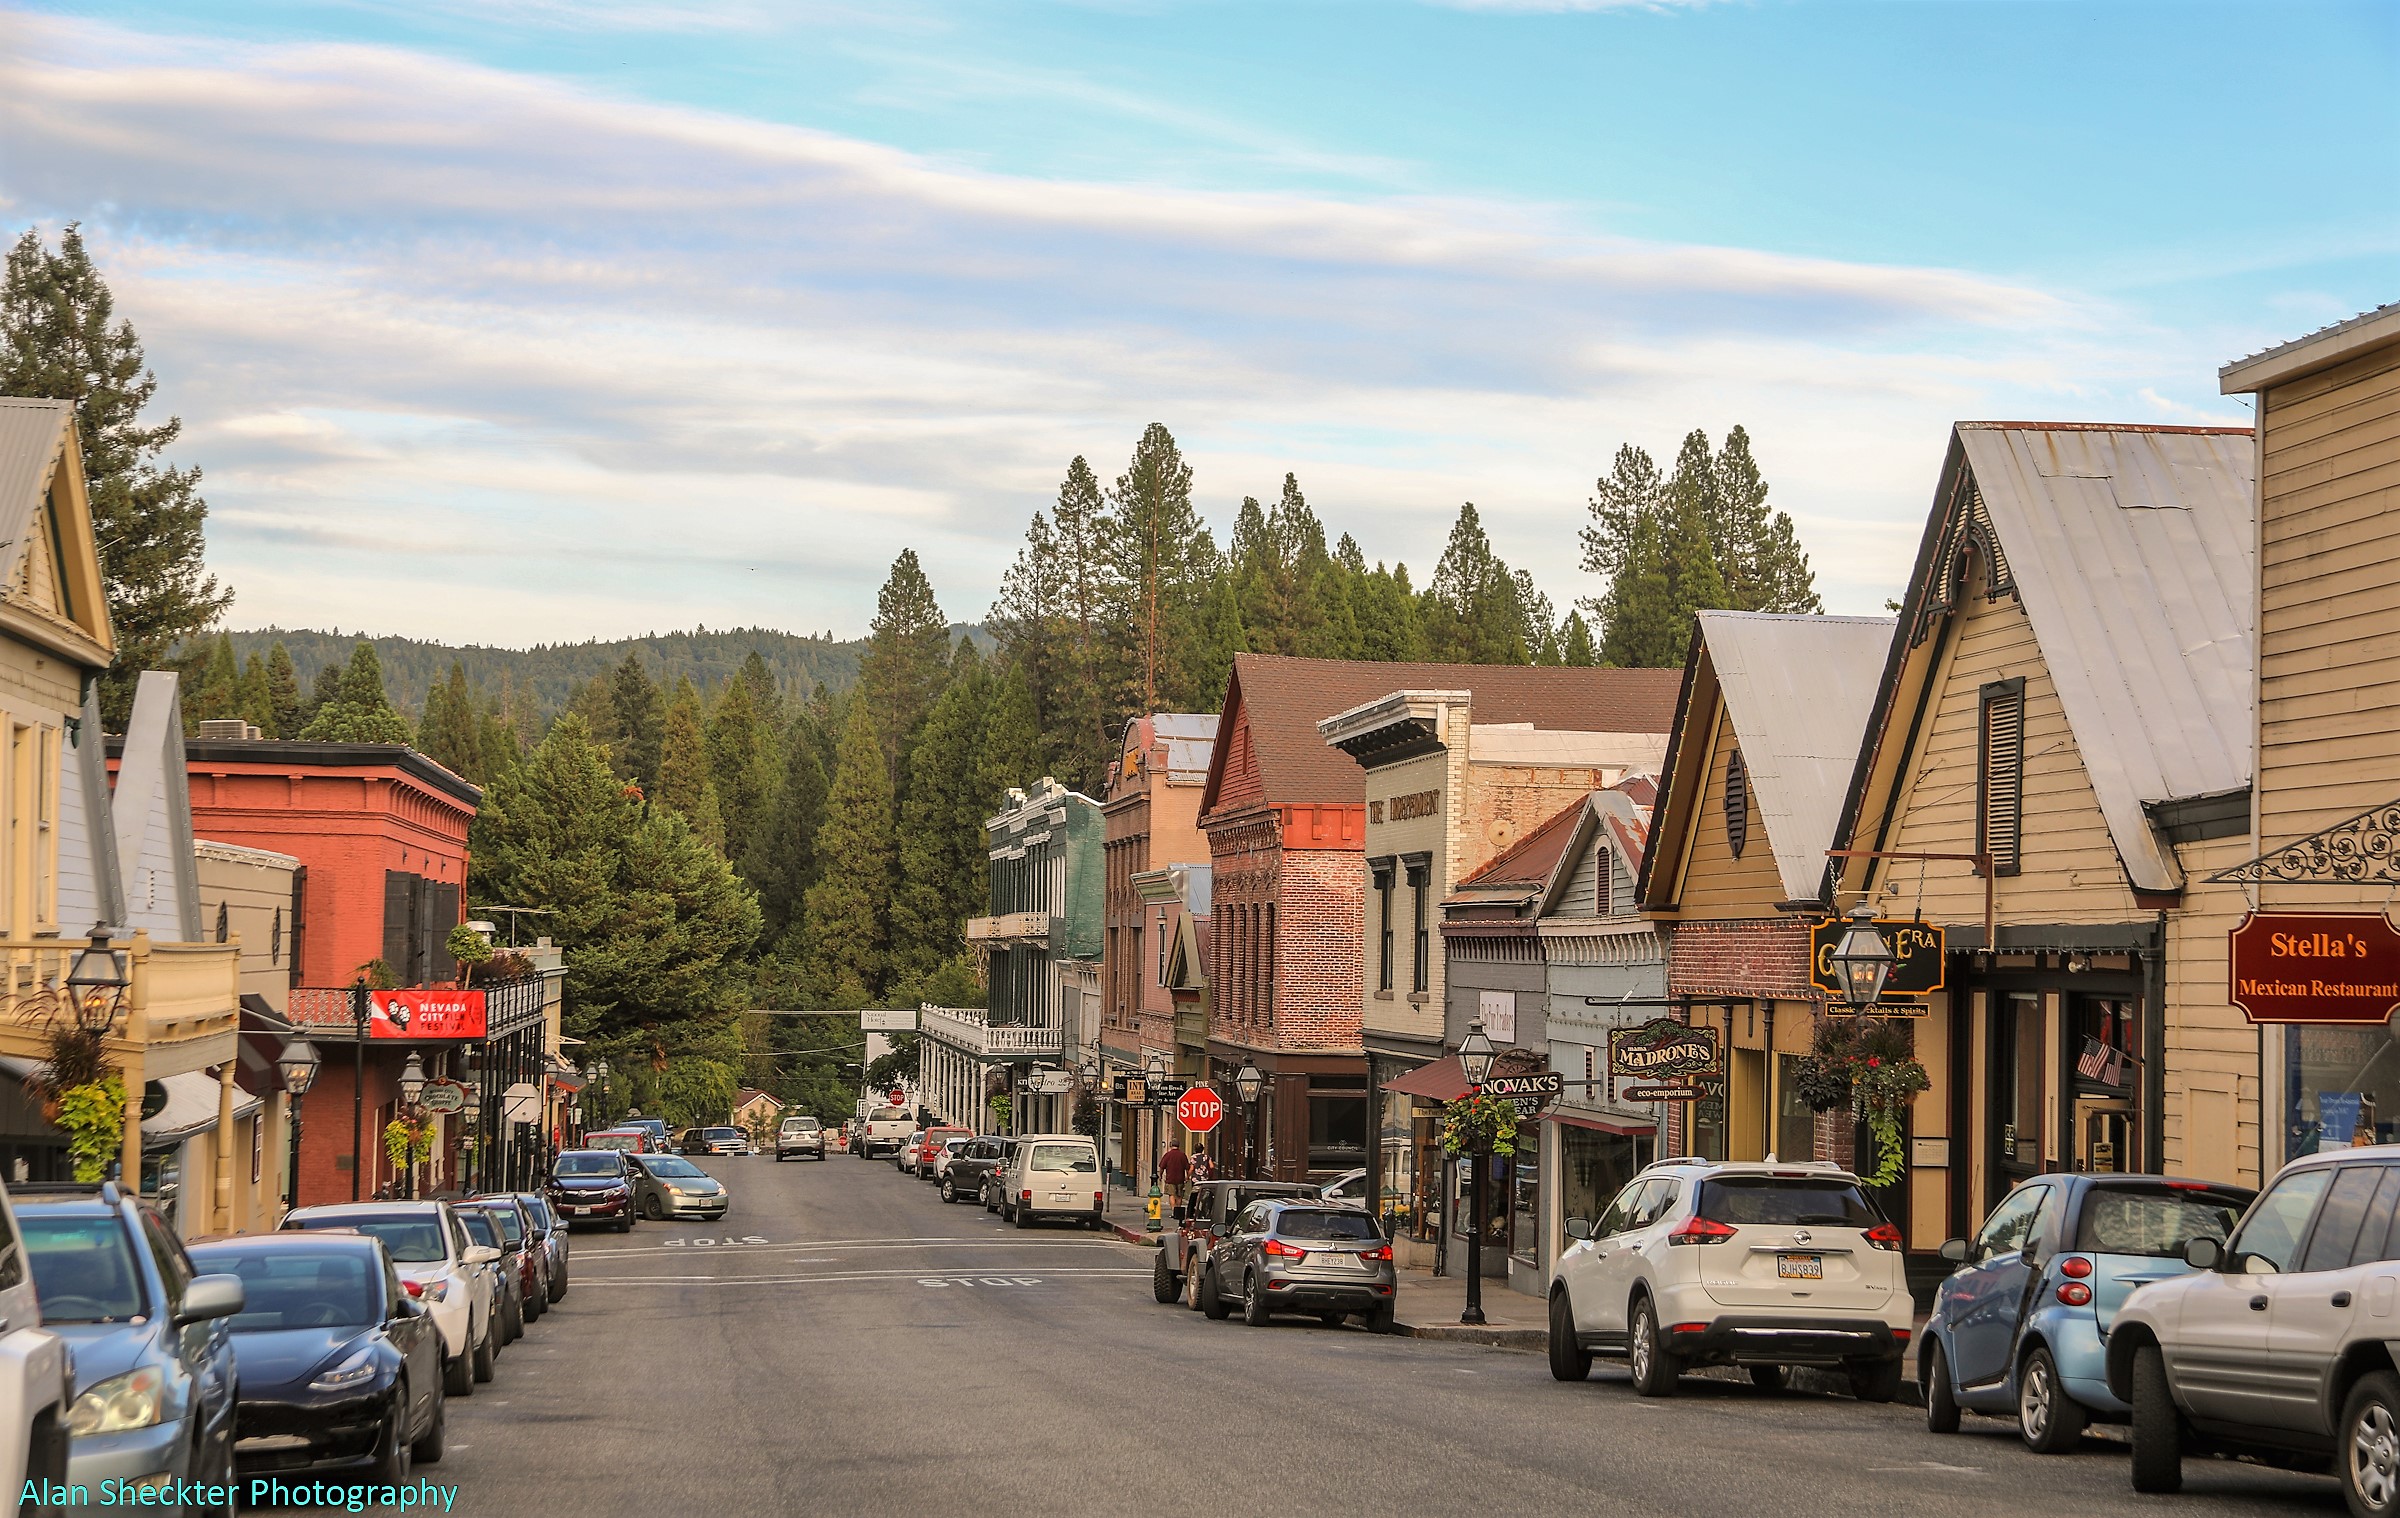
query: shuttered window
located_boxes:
[1979,678,2026,877]
[1594,846,1613,917]
[1724,748,1749,859]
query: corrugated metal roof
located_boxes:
[0,399,71,576]
[2221,302,2400,391]
[1699,612,1896,902]
[1957,422,2255,892]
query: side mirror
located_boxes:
[177,1273,245,1326]
[1940,1237,1970,1264]
[464,1245,502,1266]
[2183,1235,2223,1271]
[1564,1217,1595,1242]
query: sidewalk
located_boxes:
[1389,1265,1547,1348]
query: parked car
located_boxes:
[893,1127,929,1172]
[18,1181,245,1497]
[0,1177,69,1511]
[582,1128,655,1156]
[2107,1147,2400,1508]
[996,1135,1107,1229]
[854,1106,914,1158]
[1547,1158,1913,1401]
[775,1117,826,1162]
[923,1135,976,1186]
[511,1192,569,1303]
[454,1209,525,1349]
[1154,1180,1323,1309]
[944,1136,1007,1204]
[616,1116,675,1152]
[187,1230,445,1480]
[1193,1200,1397,1331]
[463,1196,548,1325]
[631,1153,731,1222]
[908,1127,970,1179]
[283,1200,500,1395]
[979,1139,1024,1211]
[680,1127,748,1157]
[1922,1173,2253,1451]
[1317,1169,1369,1206]
[550,1149,639,1233]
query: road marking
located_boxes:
[661,1235,772,1247]
[576,1238,1125,1265]
[1867,1463,1984,1475]
[579,1266,1148,1289]
[918,1276,1045,1287]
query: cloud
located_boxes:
[0,9,2137,644]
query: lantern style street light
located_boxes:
[1233,1060,1265,1179]
[278,1038,320,1212]
[1456,1019,1500,1326]
[1458,1020,1497,1088]
[1831,904,1898,1010]
[397,1052,428,1198]
[66,924,130,1032]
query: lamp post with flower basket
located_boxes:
[1447,1022,1507,1327]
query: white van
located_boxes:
[998,1134,1106,1230]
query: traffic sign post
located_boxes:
[1176,1085,1225,1134]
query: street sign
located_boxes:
[419,1082,466,1115]
[1608,1019,1723,1082]
[1177,1085,1225,1133]
[1810,917,1945,1001]
[502,1081,541,1125]
[860,1008,918,1032]
[2229,912,2400,1025]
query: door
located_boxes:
[1988,992,2044,1212]
[2257,1164,2395,1433]
[1947,1184,2051,1386]
[2172,1167,2332,1426]
[1591,1179,1676,1333]
[1565,1179,1647,1336]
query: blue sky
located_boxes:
[1,0,2392,645]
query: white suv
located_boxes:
[775,1117,826,1161]
[1547,1157,1914,1400]
[0,1179,69,1510]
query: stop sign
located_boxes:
[1177,1085,1225,1134]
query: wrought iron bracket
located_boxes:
[2206,799,2400,885]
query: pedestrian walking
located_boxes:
[1190,1146,1217,1184]
[1159,1141,1189,1210]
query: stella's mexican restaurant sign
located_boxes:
[2228,913,2400,1026]
[367,989,489,1039]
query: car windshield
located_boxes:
[2075,1186,2249,1259]
[586,1133,639,1151]
[518,1197,554,1227]
[871,1108,908,1122]
[644,1156,706,1178]
[1696,1177,1882,1229]
[292,1216,448,1264]
[474,1206,526,1246]
[23,1213,146,1322]
[784,1120,818,1132]
[555,1153,625,1177]
[459,1213,501,1248]
[1029,1144,1098,1173]
[1276,1210,1381,1241]
[703,1128,738,1140]
[198,1246,378,1330]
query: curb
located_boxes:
[1109,1221,1164,1247]
[1399,1322,1547,1350]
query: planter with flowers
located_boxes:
[1792,1018,1929,1187]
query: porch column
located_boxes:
[117,1043,146,1187]
[215,1060,237,1234]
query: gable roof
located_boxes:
[1453,774,1658,908]
[2221,302,2400,392]
[1456,793,1586,892]
[1198,653,1682,816]
[1700,612,1897,901]
[0,398,113,665]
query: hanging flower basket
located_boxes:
[56,1075,127,1184]
[1792,1018,1928,1187]
[1439,1088,1519,1158]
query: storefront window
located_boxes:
[1511,1147,1539,1264]
[1775,1053,1816,1162]
[2290,1024,2400,1157]
[1308,1091,1367,1174]
[2069,994,2141,1173]
[1688,1093,1728,1161]
[1558,1124,1647,1234]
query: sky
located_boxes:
[1,0,2393,647]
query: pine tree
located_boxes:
[747,709,829,945]
[1354,563,1430,662]
[607,652,665,790]
[1425,504,1531,664]
[0,226,229,723]
[977,665,1042,807]
[1104,424,1215,714]
[655,678,724,853]
[420,662,483,781]
[1335,533,1367,576]
[1185,575,1247,712]
[738,649,784,735]
[887,651,992,984]
[266,643,303,739]
[563,677,621,760]
[237,654,275,736]
[189,634,239,727]
[1713,425,1820,613]
[858,549,950,773]
[1559,609,1598,667]
[1296,560,1361,660]
[799,700,896,997]
[300,661,343,733]
[298,642,413,743]
[1048,458,1113,790]
[705,673,774,865]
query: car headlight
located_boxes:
[308,1352,379,1393]
[69,1366,166,1436]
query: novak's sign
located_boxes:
[1608,1019,1722,1082]
[367,990,486,1040]
[1810,917,1946,1000]
[2229,913,2400,1026]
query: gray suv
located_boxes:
[2109,1147,2400,1512]
[1195,1200,1396,1332]
[18,1182,246,1502]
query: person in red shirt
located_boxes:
[1159,1142,1189,1209]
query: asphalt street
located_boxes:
[315,1153,2344,1518]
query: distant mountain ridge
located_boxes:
[221,623,993,720]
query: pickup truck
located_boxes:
[853,1106,915,1158]
[0,1177,72,1515]
[1153,1180,1323,1310]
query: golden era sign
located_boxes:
[2228,913,2400,1026]
[1809,917,1945,1000]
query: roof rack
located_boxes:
[10,1179,121,1203]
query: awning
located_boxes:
[143,1072,262,1148]
[1544,1109,1657,1138]
[1380,1056,1470,1103]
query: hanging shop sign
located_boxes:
[2228,912,2400,1026]
[1608,1020,1723,1083]
[1480,1072,1562,1117]
[366,990,487,1040]
[418,1082,467,1114]
[1810,917,1945,1000]
[1622,1082,1712,1103]
[1112,1076,1190,1106]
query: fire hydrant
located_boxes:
[1145,1180,1163,1232]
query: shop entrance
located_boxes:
[1988,991,2045,1211]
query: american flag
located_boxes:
[2101,1047,2127,1089]
[2076,1038,2110,1080]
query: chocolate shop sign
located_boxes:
[2229,913,2400,1026]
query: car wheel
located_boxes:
[2018,1345,2087,1454]
[1849,1356,1904,1404]
[1749,1365,1788,1393]
[2342,1370,2400,1517]
[2129,1343,2184,1494]
[549,1269,567,1304]
[370,1386,412,1483]
[1627,1296,1680,1398]
[1242,1272,1274,1328]
[199,1425,236,1518]
[1185,1259,1206,1312]
[985,1193,998,1214]
[1153,1253,1180,1304]
[941,1179,957,1203]
[471,1323,496,1384]
[1201,1265,1232,1321]
[1318,1313,1347,1329]
[643,1194,664,1221]
[1015,1203,1034,1230]
[412,1382,447,1465]
[614,1217,632,1234]
[443,1349,473,1398]
[1548,1290,1592,1382]
[1367,1304,1396,1335]
[1924,1340,1963,1434]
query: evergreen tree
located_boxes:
[1296,560,1361,660]
[237,653,275,737]
[887,650,992,985]
[1559,609,1598,667]
[1514,569,1557,665]
[656,678,722,847]
[737,649,784,735]
[1425,504,1531,664]
[800,700,897,997]
[299,662,343,733]
[563,676,621,758]
[1713,425,1821,613]
[1104,424,1216,713]
[298,641,413,743]
[705,673,774,865]
[1048,458,1113,789]
[858,549,950,773]
[1354,563,1430,662]
[747,709,829,945]
[266,643,303,739]
[607,652,665,790]
[420,662,483,781]
[0,226,229,723]
[977,665,1042,807]
[1334,533,1367,576]
[1185,575,1247,711]
[189,634,239,727]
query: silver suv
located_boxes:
[775,1117,825,1161]
[2109,1147,2400,1512]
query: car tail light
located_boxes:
[403,1279,424,1298]
[1669,1322,1709,1336]
[1020,1190,1032,1202]
[1263,1239,1306,1259]
[1668,1216,1739,1246]
[2056,1281,2093,1307]
[1890,1328,1910,1346]
[1094,1192,1105,1208]
[1362,1245,1393,1262]
[2058,1254,2094,1279]
[1863,1223,1903,1252]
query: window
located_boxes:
[1703,1177,1883,1230]
[1978,678,2026,876]
[1724,747,1749,858]
[1972,1183,2051,1262]
[1594,846,1613,916]
[1406,855,1431,993]
[2299,1165,2389,1274]
[2232,1169,2333,1274]
[1373,859,1395,991]
[1629,1179,1680,1230]
[2074,1185,2247,1260]
[1593,1180,1644,1239]
[1264,904,1276,1022]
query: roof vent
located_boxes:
[197,719,254,740]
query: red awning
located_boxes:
[1380,1055,1471,1103]
[1544,1109,1657,1138]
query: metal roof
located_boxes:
[1957,422,2256,892]
[1698,612,1896,901]
[0,400,72,582]
[2221,301,2400,392]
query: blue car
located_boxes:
[1920,1172,2253,1452]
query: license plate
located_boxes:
[571,1206,592,1215]
[1776,1253,1823,1279]
[1050,1193,1071,1204]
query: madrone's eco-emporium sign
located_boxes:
[1809,917,1946,1001]
[2228,913,2400,1026]
[1608,1019,1722,1102]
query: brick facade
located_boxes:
[1662,917,1818,1001]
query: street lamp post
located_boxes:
[1233,1060,1264,1180]
[397,1052,427,1199]
[1457,1020,1497,1328]
[277,1039,320,1213]
[66,925,130,1032]
[349,982,370,1201]
[1144,1051,1168,1187]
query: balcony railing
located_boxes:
[0,932,242,1081]
[919,1003,1063,1061]
[965,912,1055,945]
